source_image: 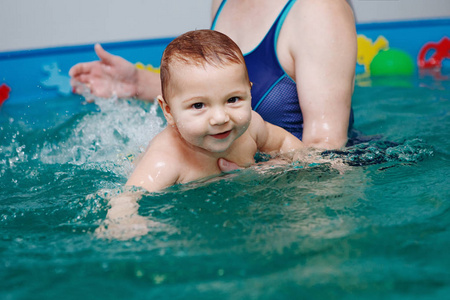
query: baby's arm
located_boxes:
[126,148,180,192]
[95,146,177,240]
[250,111,304,154]
[95,190,150,240]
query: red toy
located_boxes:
[0,83,11,106]
[418,37,450,69]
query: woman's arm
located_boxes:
[69,44,161,101]
[284,0,357,149]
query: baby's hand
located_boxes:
[218,158,241,172]
[95,190,155,241]
[95,214,158,241]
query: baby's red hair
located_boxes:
[160,29,248,99]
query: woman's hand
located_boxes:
[69,44,140,99]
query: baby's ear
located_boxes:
[157,95,175,126]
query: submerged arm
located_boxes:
[96,150,179,239]
[96,190,148,240]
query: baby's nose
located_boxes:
[209,108,230,126]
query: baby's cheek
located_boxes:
[237,113,252,133]
[177,120,204,138]
[241,111,252,126]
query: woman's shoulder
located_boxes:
[211,0,223,20]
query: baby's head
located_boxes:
[160,29,250,101]
[157,30,253,154]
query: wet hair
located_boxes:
[160,29,248,99]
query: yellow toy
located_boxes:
[357,35,389,73]
[135,62,160,73]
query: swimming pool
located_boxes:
[1,18,450,300]
[1,72,449,299]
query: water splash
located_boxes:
[38,97,164,176]
[321,138,433,166]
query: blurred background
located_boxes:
[0,0,449,52]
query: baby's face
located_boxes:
[164,62,252,154]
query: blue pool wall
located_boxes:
[0,18,449,105]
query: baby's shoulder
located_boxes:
[140,129,184,165]
[247,111,268,141]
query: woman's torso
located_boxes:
[211,0,295,77]
[212,0,305,139]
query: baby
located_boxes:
[127,30,304,192]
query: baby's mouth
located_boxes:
[210,130,231,139]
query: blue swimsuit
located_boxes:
[211,0,354,140]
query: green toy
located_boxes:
[370,48,415,76]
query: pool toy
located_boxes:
[135,62,160,73]
[0,83,11,106]
[419,68,448,81]
[418,37,450,69]
[370,48,415,76]
[41,62,72,95]
[357,35,389,73]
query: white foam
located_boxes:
[39,96,165,177]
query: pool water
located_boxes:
[1,75,449,299]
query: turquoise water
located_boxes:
[1,75,449,299]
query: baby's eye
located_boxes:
[192,102,204,110]
[227,97,239,104]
